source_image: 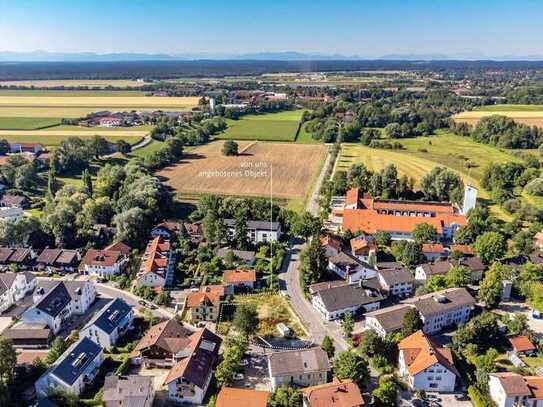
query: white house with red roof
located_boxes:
[222,269,256,294]
[136,237,174,288]
[398,330,459,392]
[489,373,543,407]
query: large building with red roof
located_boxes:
[338,188,467,240]
[136,237,174,288]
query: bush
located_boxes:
[525,178,543,196]
[468,385,494,407]
[502,198,523,214]
[222,140,239,156]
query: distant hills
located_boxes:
[1,50,543,62]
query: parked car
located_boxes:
[233,373,244,380]
[138,300,147,306]
[240,359,249,366]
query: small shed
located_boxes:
[276,323,291,337]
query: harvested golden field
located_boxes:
[0,79,148,88]
[0,96,199,118]
[454,110,543,128]
[158,141,326,200]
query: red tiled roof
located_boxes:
[509,336,536,353]
[186,285,224,307]
[216,387,270,407]
[399,330,459,377]
[422,243,445,253]
[302,378,364,407]
[223,269,256,284]
[345,188,360,207]
[449,244,474,255]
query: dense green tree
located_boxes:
[373,377,398,407]
[233,208,249,250]
[453,312,501,355]
[445,265,472,287]
[46,337,67,365]
[474,231,506,264]
[222,140,239,156]
[114,207,152,248]
[334,350,369,384]
[0,139,9,155]
[478,262,509,308]
[420,166,464,203]
[401,308,424,338]
[342,311,354,339]
[269,385,302,407]
[299,235,328,287]
[0,337,16,387]
[412,223,438,243]
[359,329,386,358]
[321,336,335,358]
[81,168,93,197]
[233,303,259,337]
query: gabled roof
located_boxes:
[418,261,452,277]
[316,283,384,312]
[37,248,78,265]
[350,235,375,254]
[223,269,256,284]
[449,244,474,255]
[490,372,532,397]
[216,247,256,262]
[138,236,171,278]
[32,280,91,317]
[84,298,132,335]
[79,248,122,270]
[103,375,154,404]
[104,241,131,256]
[402,287,475,317]
[163,328,222,388]
[422,243,445,254]
[378,268,414,287]
[364,304,413,333]
[302,378,364,407]
[216,387,270,407]
[186,285,224,307]
[398,330,459,377]
[509,336,536,353]
[321,234,343,251]
[223,219,281,231]
[268,347,330,377]
[51,337,102,385]
[131,319,193,357]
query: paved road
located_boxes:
[130,135,152,151]
[279,147,350,351]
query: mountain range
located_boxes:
[1,50,543,62]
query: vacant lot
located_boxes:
[454,105,543,127]
[0,79,148,88]
[216,110,304,142]
[158,140,326,200]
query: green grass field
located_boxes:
[129,140,164,158]
[216,109,305,142]
[475,104,543,112]
[0,117,62,130]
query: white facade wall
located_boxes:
[365,317,388,338]
[137,272,166,288]
[167,373,211,405]
[420,305,471,334]
[399,353,456,392]
[377,274,413,296]
[414,266,428,281]
[328,261,377,283]
[311,295,379,321]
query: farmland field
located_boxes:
[0,129,145,147]
[0,79,148,88]
[0,89,146,96]
[215,109,304,142]
[157,140,326,200]
[0,95,199,118]
[454,105,543,127]
[0,117,61,130]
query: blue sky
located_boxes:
[0,0,541,57]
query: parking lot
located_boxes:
[399,391,471,407]
[232,350,270,391]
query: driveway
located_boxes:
[57,297,111,338]
[497,300,543,338]
[233,351,271,391]
[1,294,34,318]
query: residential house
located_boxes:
[185,285,224,322]
[398,330,459,392]
[311,281,384,321]
[216,247,256,266]
[448,244,474,257]
[184,222,203,243]
[350,235,376,263]
[164,328,222,405]
[98,116,123,127]
[78,241,131,277]
[488,372,543,407]
[0,194,29,209]
[328,251,377,283]
[22,280,96,334]
[36,249,80,273]
[402,287,475,334]
[268,347,330,390]
[320,234,344,257]
[4,322,52,348]
[339,189,467,240]
[377,268,415,297]
[0,247,36,270]
[509,336,537,356]
[129,318,194,367]
[452,256,486,282]
[151,221,184,239]
[364,304,413,338]
[224,219,282,243]
[9,142,44,154]
[302,378,364,407]
[0,270,36,313]
[35,337,104,398]
[216,387,270,407]
[308,280,349,295]
[103,375,155,407]
[0,206,24,221]
[136,237,175,288]
[414,261,452,281]
[80,298,133,348]
[223,269,256,295]
[422,243,445,261]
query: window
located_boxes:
[429,383,438,388]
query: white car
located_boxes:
[233,373,245,380]
[240,359,249,366]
